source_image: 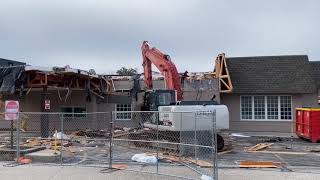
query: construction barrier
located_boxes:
[0,111,218,180]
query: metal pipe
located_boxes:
[60,114,64,165]
[156,112,159,174]
[16,116,20,163]
[109,112,114,169]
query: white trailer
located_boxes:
[144,105,229,131]
[143,104,229,151]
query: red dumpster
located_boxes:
[296,108,320,143]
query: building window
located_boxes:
[267,96,278,119]
[254,96,265,119]
[61,107,87,118]
[115,104,132,120]
[241,96,252,119]
[280,96,292,120]
[240,96,292,121]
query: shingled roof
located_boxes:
[225,55,317,94]
[310,61,320,89]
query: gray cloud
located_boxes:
[0,0,319,74]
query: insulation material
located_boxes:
[131,154,157,164]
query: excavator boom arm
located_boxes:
[141,41,183,101]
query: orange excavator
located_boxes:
[140,41,219,111]
[140,41,184,111]
[139,41,229,151]
[141,41,183,101]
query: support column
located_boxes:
[40,86,50,138]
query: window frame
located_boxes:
[240,95,292,121]
[60,106,87,118]
[115,104,132,121]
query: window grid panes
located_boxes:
[267,96,278,119]
[116,104,132,120]
[254,96,265,119]
[280,96,292,120]
[240,96,292,120]
[241,96,252,119]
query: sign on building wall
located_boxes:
[45,100,50,110]
[5,100,19,120]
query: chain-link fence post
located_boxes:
[60,113,64,166]
[180,112,182,158]
[16,114,20,163]
[212,110,218,180]
[156,112,159,175]
[109,112,114,169]
[194,112,197,164]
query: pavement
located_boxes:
[0,164,320,180]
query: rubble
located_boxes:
[53,132,70,140]
[18,157,32,164]
[72,130,108,137]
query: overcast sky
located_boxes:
[0,0,319,74]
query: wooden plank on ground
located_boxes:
[112,164,128,170]
[186,159,213,168]
[239,161,280,168]
[247,143,273,151]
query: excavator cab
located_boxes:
[142,89,177,111]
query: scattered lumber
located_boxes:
[146,152,213,168]
[247,143,273,151]
[185,159,213,168]
[239,160,280,168]
[112,164,128,170]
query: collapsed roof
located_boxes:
[0,64,109,101]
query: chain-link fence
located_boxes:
[111,111,218,180]
[0,112,111,167]
[0,111,217,180]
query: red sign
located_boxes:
[45,100,50,110]
[5,101,19,120]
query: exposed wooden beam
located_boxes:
[213,53,233,93]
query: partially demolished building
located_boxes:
[0,58,219,136]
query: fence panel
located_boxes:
[0,111,217,179]
[112,111,217,180]
[0,112,18,163]
[8,112,111,167]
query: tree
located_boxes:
[116,67,138,76]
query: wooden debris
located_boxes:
[185,159,213,168]
[247,143,273,151]
[68,147,77,153]
[112,164,128,170]
[146,152,213,168]
[16,156,32,164]
[25,139,41,146]
[239,161,280,168]
[310,149,320,153]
